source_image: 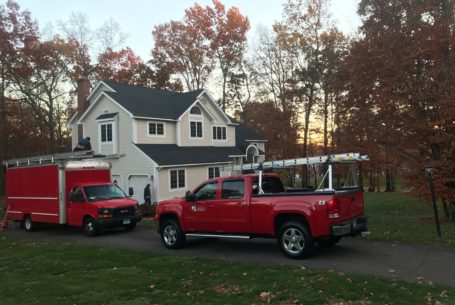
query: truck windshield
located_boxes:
[83,185,128,202]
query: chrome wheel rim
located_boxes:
[86,221,94,232]
[163,224,177,246]
[282,227,305,254]
[25,218,31,230]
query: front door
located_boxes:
[183,181,218,232]
[217,179,250,233]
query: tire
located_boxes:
[277,221,314,259]
[317,236,341,247]
[160,219,186,249]
[124,222,136,231]
[24,215,38,232]
[84,217,98,237]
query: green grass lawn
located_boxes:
[364,192,455,247]
[0,236,453,305]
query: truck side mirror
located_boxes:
[185,191,195,202]
[128,187,134,196]
[68,191,75,202]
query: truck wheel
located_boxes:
[317,236,341,247]
[24,215,38,232]
[161,219,186,249]
[124,223,136,231]
[84,217,98,237]
[278,221,314,259]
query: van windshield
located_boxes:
[84,185,128,202]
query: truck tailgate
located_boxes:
[336,189,365,221]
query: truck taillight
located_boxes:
[327,199,340,219]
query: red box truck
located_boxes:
[3,152,141,236]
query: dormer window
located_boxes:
[190,106,202,115]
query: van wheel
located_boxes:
[24,215,38,232]
[84,217,98,237]
[277,221,314,259]
[161,219,186,249]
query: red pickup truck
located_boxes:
[155,173,367,258]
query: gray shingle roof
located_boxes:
[229,116,266,151]
[96,112,118,120]
[135,144,244,166]
[103,81,203,120]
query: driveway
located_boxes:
[3,223,455,287]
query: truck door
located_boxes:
[183,181,218,232]
[67,187,87,226]
[217,179,250,233]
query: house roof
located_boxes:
[229,116,267,152]
[96,112,118,120]
[135,144,244,167]
[101,81,204,120]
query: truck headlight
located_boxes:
[98,208,113,218]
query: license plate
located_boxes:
[123,218,131,225]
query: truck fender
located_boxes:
[274,213,311,236]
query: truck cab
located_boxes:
[68,183,141,236]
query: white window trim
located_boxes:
[212,125,227,142]
[190,106,202,116]
[169,168,186,191]
[97,118,117,154]
[99,122,114,144]
[189,120,204,140]
[208,166,221,179]
[148,121,166,137]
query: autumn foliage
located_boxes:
[0,0,454,216]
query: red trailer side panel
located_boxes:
[6,164,60,223]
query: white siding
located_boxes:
[135,119,177,144]
[80,96,156,202]
[157,164,227,201]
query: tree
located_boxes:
[277,0,331,187]
[12,37,73,154]
[202,0,250,111]
[341,0,455,209]
[151,18,214,91]
[58,12,126,83]
[96,47,154,86]
[0,0,38,194]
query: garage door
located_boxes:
[127,175,150,204]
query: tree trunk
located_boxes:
[385,169,395,192]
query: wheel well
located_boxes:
[158,213,179,231]
[83,215,93,223]
[274,213,310,235]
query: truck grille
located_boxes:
[113,206,135,218]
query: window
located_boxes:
[208,167,220,179]
[213,126,226,140]
[221,180,245,199]
[149,122,164,136]
[190,106,202,115]
[190,121,203,138]
[100,123,113,143]
[170,169,185,190]
[194,182,217,201]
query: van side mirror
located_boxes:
[68,191,75,202]
[128,187,134,196]
[185,191,195,202]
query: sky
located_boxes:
[14,0,361,60]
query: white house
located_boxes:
[67,80,266,203]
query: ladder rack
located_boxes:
[221,152,369,193]
[223,152,368,172]
[2,151,104,168]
